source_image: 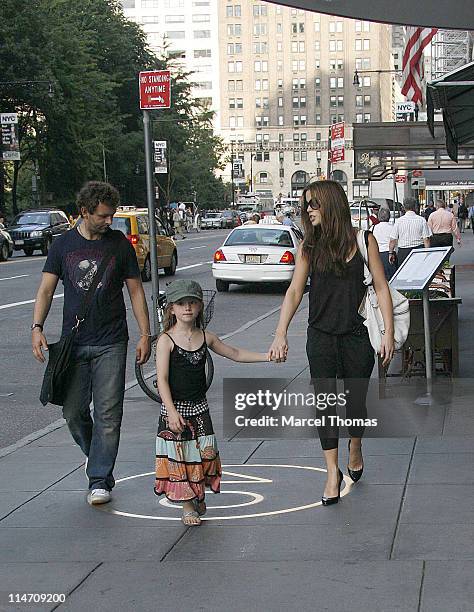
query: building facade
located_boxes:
[218,2,394,200]
[121,0,221,127]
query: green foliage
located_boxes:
[0,0,227,214]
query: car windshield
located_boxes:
[15,213,49,225]
[350,208,368,219]
[111,217,131,235]
[225,228,294,247]
[206,213,221,218]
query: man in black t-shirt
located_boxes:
[32,182,151,506]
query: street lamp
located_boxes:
[0,80,54,97]
[353,69,400,86]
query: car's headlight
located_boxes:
[30,230,43,238]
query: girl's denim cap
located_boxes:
[165,279,203,303]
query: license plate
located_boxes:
[245,254,261,264]
[15,239,24,245]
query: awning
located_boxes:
[426,61,474,163]
[270,1,472,30]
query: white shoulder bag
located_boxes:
[356,230,410,353]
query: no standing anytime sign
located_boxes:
[139,70,171,110]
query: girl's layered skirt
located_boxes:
[154,402,222,503]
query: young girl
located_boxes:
[154,279,270,526]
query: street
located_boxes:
[0,228,290,450]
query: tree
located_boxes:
[0,0,228,215]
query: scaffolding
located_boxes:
[431,30,473,80]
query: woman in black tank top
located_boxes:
[269,181,394,505]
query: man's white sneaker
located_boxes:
[87,489,111,505]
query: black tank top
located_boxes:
[308,250,366,335]
[164,332,207,401]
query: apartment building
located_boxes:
[218,1,394,199]
[121,0,221,127]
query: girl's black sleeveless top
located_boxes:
[164,332,207,401]
[308,251,366,335]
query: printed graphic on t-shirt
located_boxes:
[65,250,115,295]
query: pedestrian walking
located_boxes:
[469,203,474,234]
[388,197,432,266]
[268,180,394,506]
[154,279,272,525]
[173,208,185,239]
[372,207,398,280]
[32,181,151,505]
[282,212,294,226]
[423,201,436,220]
[244,213,260,225]
[457,202,468,233]
[427,199,461,248]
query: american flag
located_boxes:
[401,27,438,104]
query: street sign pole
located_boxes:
[139,69,171,336]
[143,110,160,336]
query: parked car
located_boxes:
[8,209,70,256]
[0,224,14,261]
[112,207,178,280]
[221,210,240,228]
[201,211,224,229]
[75,206,178,280]
[212,223,302,292]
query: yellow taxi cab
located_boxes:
[74,206,177,281]
[111,207,177,281]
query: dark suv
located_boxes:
[9,209,70,256]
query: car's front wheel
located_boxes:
[141,255,151,282]
[41,238,51,256]
[0,242,9,261]
[216,279,229,292]
[164,251,177,276]
[24,248,34,257]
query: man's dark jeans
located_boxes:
[397,243,424,266]
[62,341,127,491]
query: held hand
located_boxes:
[388,253,396,265]
[379,333,395,368]
[32,330,48,363]
[268,333,288,363]
[167,411,186,434]
[136,336,151,365]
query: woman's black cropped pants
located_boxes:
[306,324,375,451]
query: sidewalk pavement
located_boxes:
[1,235,473,612]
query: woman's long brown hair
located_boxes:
[301,180,357,276]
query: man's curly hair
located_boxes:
[77,181,120,216]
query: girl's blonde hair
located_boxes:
[162,299,205,333]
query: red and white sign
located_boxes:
[395,175,407,183]
[412,169,423,177]
[139,70,171,109]
[330,122,345,163]
[331,122,344,141]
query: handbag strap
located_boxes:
[73,233,118,330]
[356,229,373,286]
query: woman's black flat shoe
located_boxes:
[322,468,343,506]
[347,439,364,483]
